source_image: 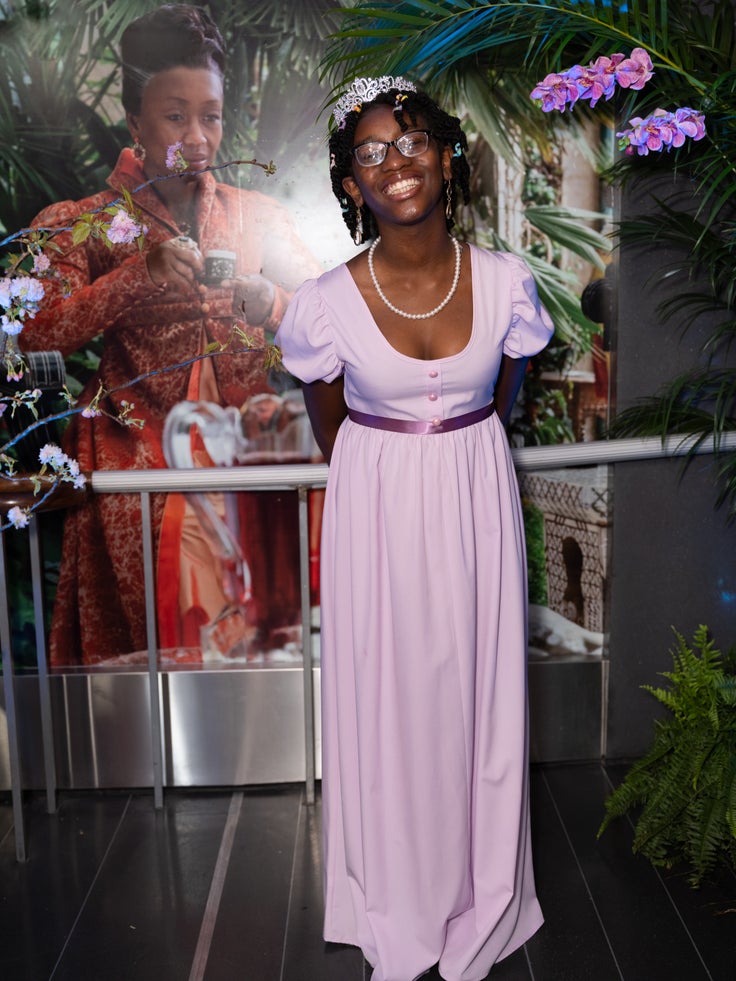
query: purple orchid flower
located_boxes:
[617,107,706,155]
[530,71,583,112]
[614,48,654,90]
[530,49,654,111]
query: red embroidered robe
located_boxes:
[23,149,323,665]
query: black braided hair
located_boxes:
[121,4,226,116]
[328,87,471,242]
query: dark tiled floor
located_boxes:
[1,764,734,981]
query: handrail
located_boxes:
[89,432,736,494]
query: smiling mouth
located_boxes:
[384,177,421,196]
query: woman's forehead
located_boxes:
[141,65,223,105]
[352,104,426,142]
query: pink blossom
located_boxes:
[531,49,654,112]
[617,107,706,156]
[578,55,620,107]
[626,109,677,154]
[81,405,102,418]
[8,506,30,529]
[0,275,44,332]
[39,443,66,466]
[2,315,24,336]
[673,107,707,141]
[37,443,84,487]
[11,276,44,305]
[615,48,654,90]
[105,209,144,245]
[166,141,187,172]
[530,71,583,112]
[33,252,51,273]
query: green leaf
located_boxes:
[524,205,610,269]
[70,222,92,246]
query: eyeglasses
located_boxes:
[351,129,433,168]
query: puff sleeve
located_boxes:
[275,278,344,385]
[502,254,555,359]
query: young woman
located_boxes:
[276,77,554,981]
[22,5,322,664]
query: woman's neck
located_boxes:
[374,220,455,268]
[151,175,199,234]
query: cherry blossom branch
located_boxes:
[0,158,276,251]
[0,150,281,530]
[0,333,283,530]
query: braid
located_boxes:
[329,89,470,242]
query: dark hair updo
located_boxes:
[121,4,226,116]
[328,86,471,243]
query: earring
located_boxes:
[353,205,364,246]
[445,180,453,221]
[133,138,146,161]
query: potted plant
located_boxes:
[598,624,736,886]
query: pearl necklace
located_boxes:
[367,236,462,320]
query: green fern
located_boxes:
[599,625,736,886]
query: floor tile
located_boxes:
[525,767,622,981]
[544,764,717,981]
[48,792,231,981]
[281,797,365,980]
[203,786,302,981]
[0,767,734,981]
[0,792,131,981]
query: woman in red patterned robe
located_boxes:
[22,5,322,665]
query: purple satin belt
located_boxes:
[347,402,495,435]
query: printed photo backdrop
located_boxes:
[0,0,611,670]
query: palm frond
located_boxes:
[524,205,610,270]
[610,370,736,441]
[609,367,736,514]
[323,0,724,88]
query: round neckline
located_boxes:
[343,243,477,364]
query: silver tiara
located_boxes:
[332,76,418,128]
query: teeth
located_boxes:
[385,178,420,195]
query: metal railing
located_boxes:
[3,431,735,860]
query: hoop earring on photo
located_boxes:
[445,180,453,221]
[353,205,364,246]
[133,138,146,162]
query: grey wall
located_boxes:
[606,172,736,759]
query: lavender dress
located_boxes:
[276,246,553,981]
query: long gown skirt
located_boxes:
[319,411,543,981]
